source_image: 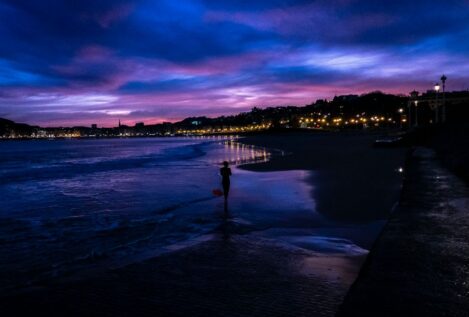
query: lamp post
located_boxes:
[441,75,447,123]
[414,100,419,127]
[398,108,404,129]
[434,83,440,124]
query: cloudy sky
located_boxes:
[1,0,469,127]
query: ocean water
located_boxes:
[0,137,321,291]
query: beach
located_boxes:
[239,131,407,223]
[0,133,408,316]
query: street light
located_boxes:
[441,75,447,123]
[434,83,440,123]
[414,100,419,127]
[398,108,404,128]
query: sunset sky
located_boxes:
[1,0,469,127]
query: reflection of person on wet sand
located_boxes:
[220,161,232,210]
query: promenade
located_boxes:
[338,147,469,316]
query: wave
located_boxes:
[0,140,214,185]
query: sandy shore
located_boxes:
[0,131,409,317]
[239,131,408,224]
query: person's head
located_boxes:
[223,161,229,167]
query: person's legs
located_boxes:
[222,182,230,214]
[222,181,230,199]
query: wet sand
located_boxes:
[0,132,408,317]
[239,131,407,224]
[1,233,357,317]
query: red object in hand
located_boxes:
[212,189,223,197]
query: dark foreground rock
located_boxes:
[338,147,469,317]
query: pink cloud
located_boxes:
[76,45,114,61]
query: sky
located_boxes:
[1,0,469,127]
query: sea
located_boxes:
[0,137,331,292]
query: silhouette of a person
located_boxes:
[220,161,232,203]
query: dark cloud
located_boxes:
[343,1,469,46]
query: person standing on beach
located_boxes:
[220,161,232,203]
